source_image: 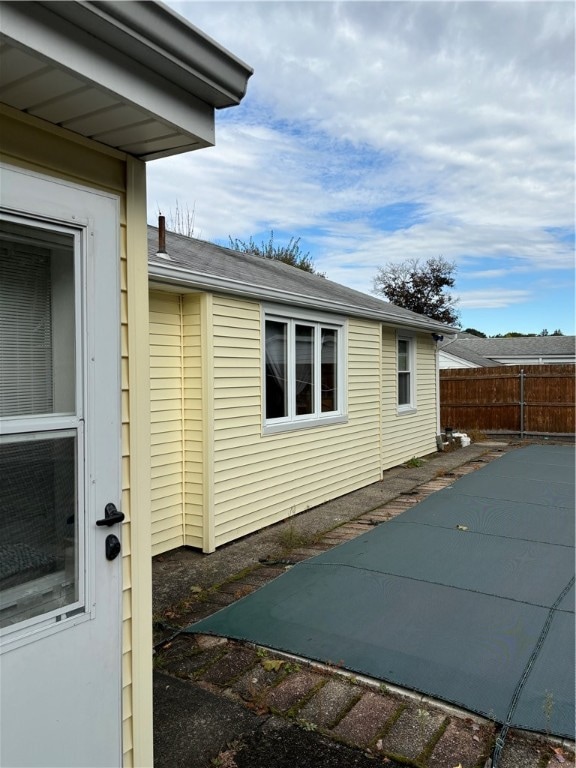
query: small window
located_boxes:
[264,310,346,433]
[397,336,415,411]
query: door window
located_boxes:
[0,219,83,632]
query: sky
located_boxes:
[147,1,575,336]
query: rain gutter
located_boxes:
[149,261,458,335]
[41,0,253,108]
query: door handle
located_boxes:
[96,503,125,527]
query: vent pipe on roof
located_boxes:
[156,215,171,259]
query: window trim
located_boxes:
[262,305,348,435]
[397,333,416,414]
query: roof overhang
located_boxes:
[0,1,253,160]
[149,261,458,335]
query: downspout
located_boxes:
[435,342,441,435]
[432,334,443,447]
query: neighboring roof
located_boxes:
[440,334,576,365]
[0,1,253,159]
[148,226,456,334]
[440,346,501,368]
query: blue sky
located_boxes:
[147,1,575,336]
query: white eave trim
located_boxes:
[0,1,253,159]
[46,1,253,108]
[148,262,456,335]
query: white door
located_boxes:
[0,165,123,767]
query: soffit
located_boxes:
[0,2,252,160]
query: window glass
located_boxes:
[295,325,314,415]
[398,372,411,406]
[265,320,288,418]
[0,434,78,629]
[398,337,413,407]
[0,221,75,417]
[321,328,337,412]
[398,339,408,372]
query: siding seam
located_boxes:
[201,294,215,552]
[179,294,186,542]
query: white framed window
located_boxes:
[397,334,416,412]
[263,307,347,434]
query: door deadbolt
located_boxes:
[105,534,121,561]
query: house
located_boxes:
[148,226,456,555]
[439,333,576,369]
[0,3,252,767]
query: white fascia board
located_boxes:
[1,2,215,146]
[84,1,254,107]
[148,262,456,334]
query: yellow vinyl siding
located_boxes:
[150,291,184,555]
[381,329,438,468]
[210,296,382,549]
[182,294,203,548]
[1,105,152,768]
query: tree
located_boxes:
[165,201,198,238]
[372,256,459,325]
[463,328,487,338]
[228,231,323,275]
[491,330,566,337]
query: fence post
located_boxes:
[520,369,525,438]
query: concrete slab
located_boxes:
[153,672,266,768]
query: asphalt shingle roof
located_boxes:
[441,334,575,364]
[147,226,455,333]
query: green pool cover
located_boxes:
[187,445,575,739]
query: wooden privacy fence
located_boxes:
[440,364,575,436]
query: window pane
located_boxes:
[398,339,408,372]
[321,328,337,412]
[265,321,288,419]
[295,325,314,415]
[0,434,79,629]
[0,220,75,417]
[398,371,411,406]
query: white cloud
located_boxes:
[457,288,532,309]
[151,1,575,315]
